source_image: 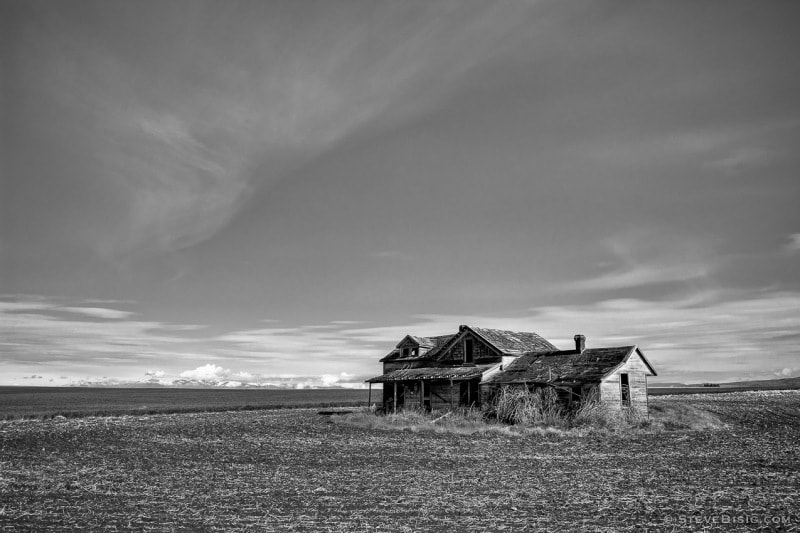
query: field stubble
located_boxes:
[1,390,799,531]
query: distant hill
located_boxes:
[650,375,800,395]
[691,376,800,389]
[63,377,370,390]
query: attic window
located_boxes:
[402,348,410,358]
[464,338,474,364]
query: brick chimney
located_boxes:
[574,334,586,353]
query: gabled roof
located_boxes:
[367,364,496,383]
[481,346,656,387]
[442,326,557,357]
[379,334,455,362]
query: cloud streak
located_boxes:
[560,230,714,291]
[11,1,542,258]
[784,233,800,254]
[3,289,800,385]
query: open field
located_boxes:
[0,387,370,420]
[1,390,798,531]
[650,385,800,396]
[650,376,800,396]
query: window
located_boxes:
[464,338,474,364]
[401,347,410,358]
[620,373,631,406]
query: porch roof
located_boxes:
[366,364,495,383]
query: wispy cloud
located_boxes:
[18,2,541,258]
[707,146,771,173]
[0,295,387,383]
[5,289,799,385]
[0,297,203,368]
[784,233,800,254]
[60,307,136,320]
[560,230,713,291]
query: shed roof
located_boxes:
[481,346,653,387]
[367,364,495,383]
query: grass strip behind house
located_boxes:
[335,389,727,436]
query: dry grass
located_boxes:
[647,400,728,430]
[339,389,729,436]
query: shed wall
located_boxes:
[599,353,649,415]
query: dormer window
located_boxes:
[464,338,474,364]
[402,347,410,358]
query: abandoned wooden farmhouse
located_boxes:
[366,325,657,415]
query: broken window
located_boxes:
[464,338,474,364]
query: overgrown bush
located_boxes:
[488,387,566,426]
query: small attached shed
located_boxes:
[482,345,657,416]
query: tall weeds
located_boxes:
[488,387,566,426]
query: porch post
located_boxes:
[393,382,398,413]
[420,380,424,409]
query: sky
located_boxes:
[2,0,799,387]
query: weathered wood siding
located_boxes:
[430,381,459,410]
[599,352,649,415]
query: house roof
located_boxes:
[481,346,655,387]
[378,327,555,363]
[465,326,557,355]
[367,364,496,383]
[379,334,455,362]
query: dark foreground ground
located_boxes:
[1,391,799,532]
